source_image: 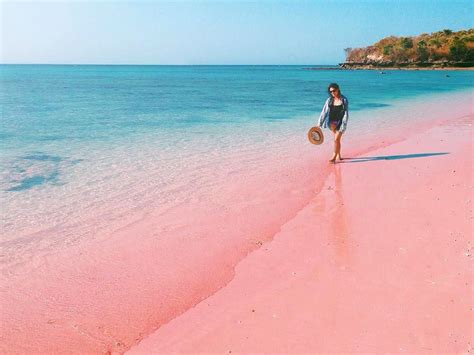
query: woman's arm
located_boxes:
[339,98,349,133]
[317,98,330,127]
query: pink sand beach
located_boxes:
[1,95,472,354]
[129,113,473,354]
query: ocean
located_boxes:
[1,65,474,260]
[1,64,473,353]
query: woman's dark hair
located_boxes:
[327,83,341,96]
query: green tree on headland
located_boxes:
[399,37,413,49]
[343,28,474,68]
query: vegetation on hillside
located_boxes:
[342,29,474,68]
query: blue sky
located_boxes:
[1,0,473,64]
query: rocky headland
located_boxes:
[339,28,474,70]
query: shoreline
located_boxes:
[129,113,473,354]
[342,67,474,71]
[303,66,474,71]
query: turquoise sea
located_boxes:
[1,64,473,354]
[2,65,473,155]
[1,65,473,258]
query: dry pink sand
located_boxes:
[129,116,473,354]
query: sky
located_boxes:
[1,0,473,65]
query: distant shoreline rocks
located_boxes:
[338,61,474,70]
[301,64,473,71]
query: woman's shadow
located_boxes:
[341,152,448,163]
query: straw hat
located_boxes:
[307,126,324,145]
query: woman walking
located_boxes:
[317,83,349,163]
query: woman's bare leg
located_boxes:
[329,124,337,163]
[335,130,343,160]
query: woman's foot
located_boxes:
[329,153,337,163]
[336,154,343,161]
